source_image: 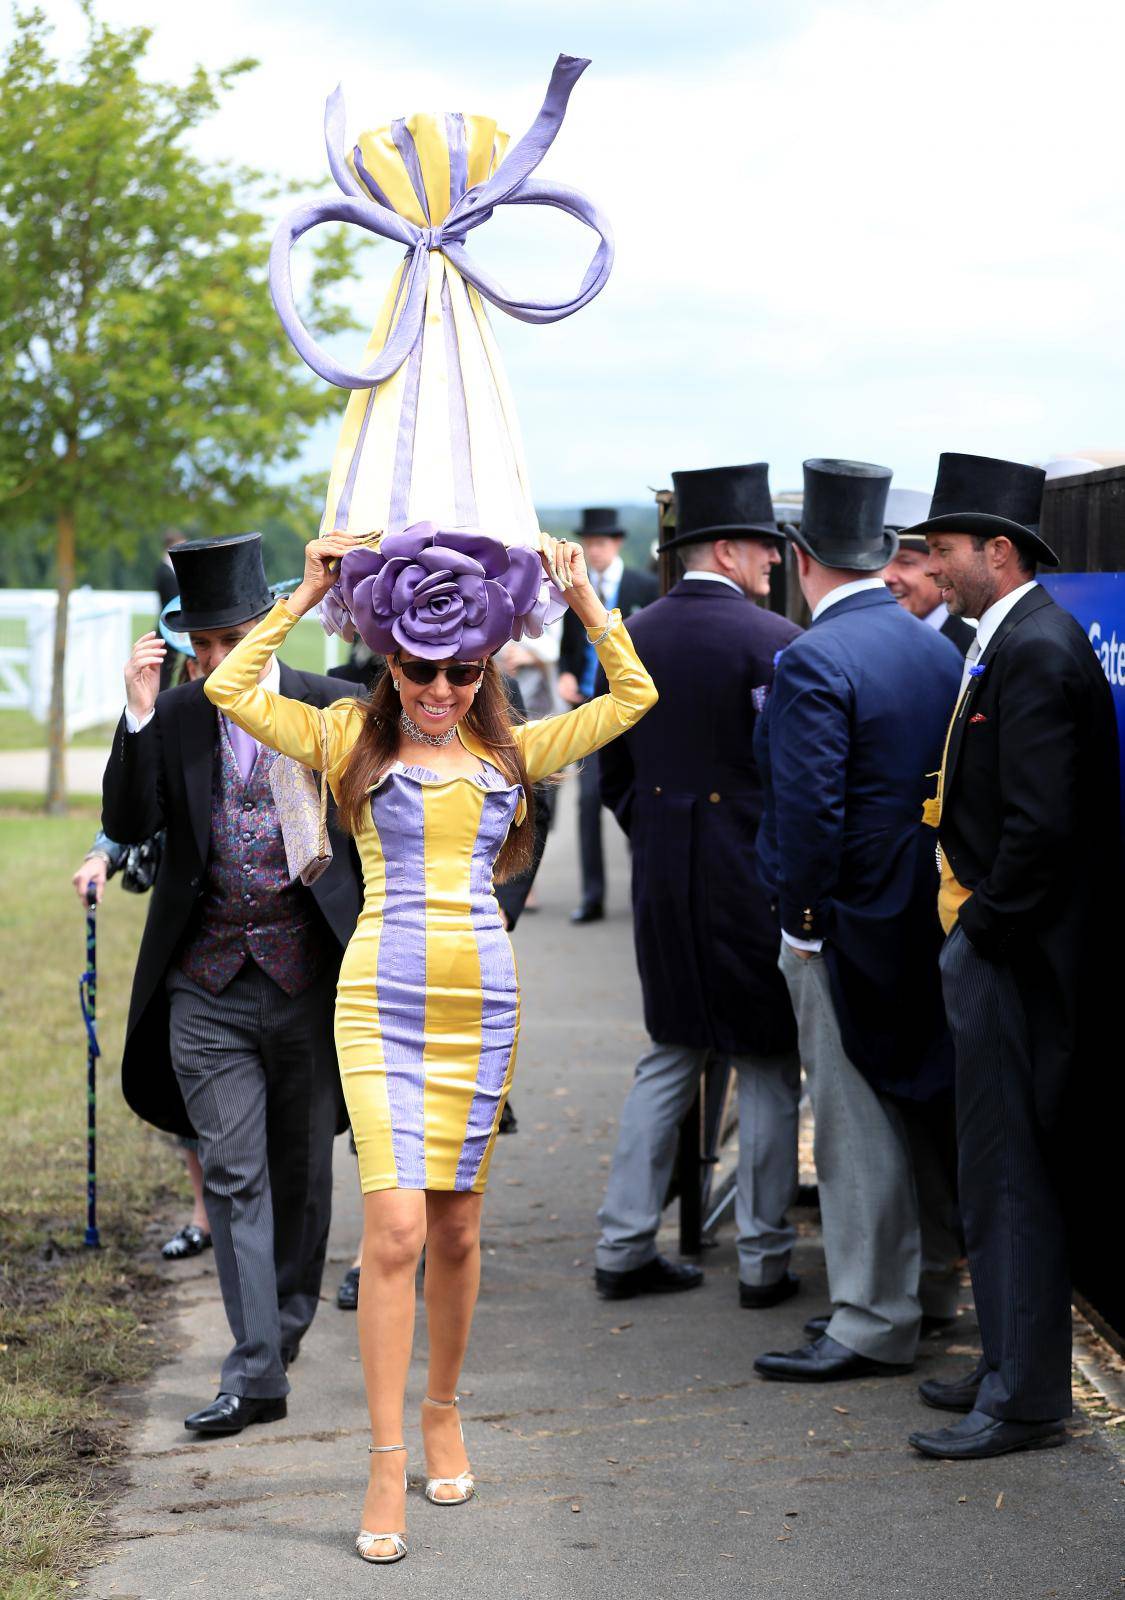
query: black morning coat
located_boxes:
[599,577,801,1057]
[101,667,363,1138]
[755,588,963,1100]
[938,584,1120,1128]
[559,565,659,684]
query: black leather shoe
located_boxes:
[594,1254,703,1301]
[804,1311,957,1340]
[498,1100,518,1135]
[918,1359,987,1413]
[281,1342,300,1369]
[739,1272,799,1309]
[184,1392,287,1435]
[161,1223,212,1261]
[336,1266,361,1311]
[571,902,604,925]
[909,1408,1066,1460]
[754,1333,913,1382]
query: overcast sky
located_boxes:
[17,0,1125,503]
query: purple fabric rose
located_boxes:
[318,583,355,642]
[323,523,565,660]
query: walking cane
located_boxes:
[79,881,101,1249]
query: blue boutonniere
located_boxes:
[968,662,987,678]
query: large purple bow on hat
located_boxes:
[269,55,613,392]
[330,524,563,660]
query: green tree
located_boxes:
[0,4,360,810]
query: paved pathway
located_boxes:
[0,746,109,795]
[88,788,1123,1600]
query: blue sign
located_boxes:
[1041,571,1125,834]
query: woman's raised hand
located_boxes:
[542,539,605,630]
[288,532,365,617]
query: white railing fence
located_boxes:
[0,588,346,737]
[0,589,155,735]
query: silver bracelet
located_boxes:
[586,610,620,648]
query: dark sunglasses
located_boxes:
[395,656,486,688]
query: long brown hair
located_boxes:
[336,660,536,883]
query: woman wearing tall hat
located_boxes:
[204,523,656,1562]
[236,56,637,1557]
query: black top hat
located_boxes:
[784,459,895,572]
[164,533,274,632]
[902,453,1057,566]
[659,463,780,552]
[574,507,627,541]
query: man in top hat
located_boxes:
[752,460,963,1383]
[594,465,802,1304]
[904,454,1119,1459]
[882,489,977,658]
[558,508,658,923]
[102,533,362,1434]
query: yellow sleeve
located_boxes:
[202,599,364,780]
[514,611,657,782]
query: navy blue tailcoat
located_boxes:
[599,577,801,1057]
[754,586,962,1099]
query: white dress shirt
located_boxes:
[923,600,950,632]
[681,570,744,596]
[810,576,888,622]
[124,655,280,733]
[956,580,1038,698]
[593,554,625,607]
[782,577,887,952]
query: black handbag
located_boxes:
[119,832,164,895]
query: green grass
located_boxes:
[275,612,343,675]
[0,813,183,1598]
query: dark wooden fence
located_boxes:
[1042,463,1125,572]
[1042,465,1125,1346]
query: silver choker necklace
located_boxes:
[400,709,457,748]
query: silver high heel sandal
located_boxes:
[356,1443,408,1564]
[422,1395,475,1506]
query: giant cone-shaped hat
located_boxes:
[270,56,612,555]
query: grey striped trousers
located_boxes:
[168,962,339,1398]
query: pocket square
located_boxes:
[969,713,987,724]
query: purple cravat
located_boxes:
[225,717,259,783]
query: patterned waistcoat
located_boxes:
[178,722,329,996]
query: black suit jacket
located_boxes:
[938,586,1119,1123]
[940,611,977,657]
[600,578,800,1056]
[102,666,363,1136]
[559,566,659,682]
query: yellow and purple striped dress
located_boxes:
[205,599,657,1194]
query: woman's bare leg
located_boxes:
[358,1189,427,1551]
[421,1191,483,1496]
